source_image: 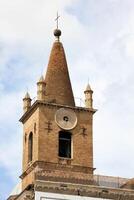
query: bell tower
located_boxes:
[19,27,96,191]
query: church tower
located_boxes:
[19,27,96,192]
[7,18,134,200]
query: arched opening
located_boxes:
[28,132,33,162]
[59,131,72,158]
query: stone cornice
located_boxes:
[19,100,97,123]
[35,180,134,200]
[20,161,95,179]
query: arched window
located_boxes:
[28,132,33,162]
[59,131,71,158]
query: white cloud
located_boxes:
[125,35,134,58]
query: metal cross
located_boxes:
[55,12,60,29]
[45,121,52,133]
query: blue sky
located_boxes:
[1,0,134,199]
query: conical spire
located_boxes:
[38,75,45,82]
[85,83,92,92]
[44,29,75,106]
[24,92,31,99]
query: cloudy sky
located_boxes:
[1,0,134,199]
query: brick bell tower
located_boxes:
[19,27,97,193]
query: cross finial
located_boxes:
[55,12,60,29]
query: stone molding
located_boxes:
[19,100,97,123]
[35,180,134,200]
[20,161,94,180]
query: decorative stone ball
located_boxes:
[54,29,61,37]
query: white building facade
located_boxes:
[35,192,111,200]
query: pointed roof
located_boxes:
[37,75,45,83]
[39,75,45,82]
[86,83,91,91]
[44,30,75,106]
[84,83,93,93]
[24,92,31,99]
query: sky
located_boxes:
[1,0,134,199]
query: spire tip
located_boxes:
[54,12,61,41]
